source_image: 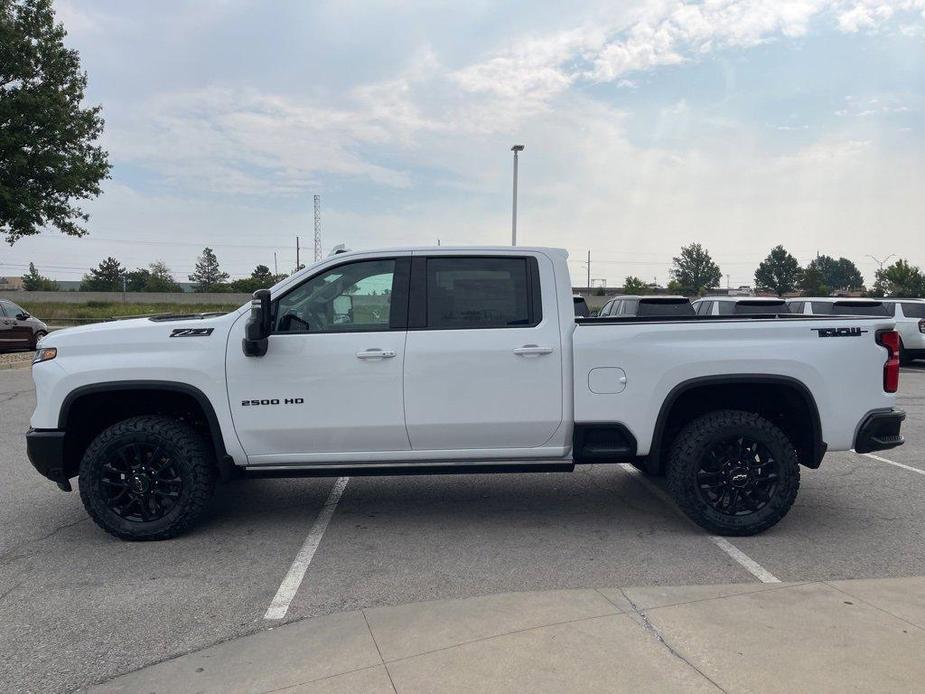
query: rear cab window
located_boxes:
[831,301,889,316]
[733,300,788,315]
[415,256,542,329]
[636,299,694,317]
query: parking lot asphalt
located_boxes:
[2,363,924,693]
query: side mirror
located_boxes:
[17,312,29,320]
[242,289,272,357]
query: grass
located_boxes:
[18,301,243,322]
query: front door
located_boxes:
[0,302,30,349]
[226,256,411,463]
[403,253,564,451]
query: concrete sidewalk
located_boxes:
[90,577,925,693]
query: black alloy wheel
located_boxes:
[695,436,779,516]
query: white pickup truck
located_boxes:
[27,247,905,541]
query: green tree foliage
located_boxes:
[80,256,124,291]
[21,261,58,290]
[799,265,829,296]
[670,243,721,296]
[189,247,229,292]
[754,245,802,297]
[229,264,286,293]
[806,255,864,292]
[871,259,925,298]
[125,261,181,292]
[623,276,649,294]
[0,0,111,243]
[144,261,182,292]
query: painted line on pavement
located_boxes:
[264,476,350,620]
[619,464,781,583]
[861,453,925,476]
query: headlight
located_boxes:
[33,347,57,364]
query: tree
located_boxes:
[125,261,181,292]
[80,256,124,291]
[799,265,829,297]
[189,247,229,292]
[21,261,58,290]
[806,255,864,292]
[754,245,802,297]
[1,0,111,243]
[145,261,181,292]
[871,259,925,298]
[623,276,649,294]
[229,264,285,293]
[670,243,721,295]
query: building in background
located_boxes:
[0,276,23,291]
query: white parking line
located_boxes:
[619,464,781,583]
[264,476,350,620]
[861,453,925,476]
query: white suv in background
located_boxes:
[881,299,925,365]
[787,297,891,319]
[692,296,790,316]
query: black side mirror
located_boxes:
[242,289,272,357]
[17,313,29,320]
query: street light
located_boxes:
[866,254,896,270]
[511,145,524,246]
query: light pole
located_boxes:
[511,145,524,246]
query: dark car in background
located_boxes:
[0,300,48,351]
[598,295,694,317]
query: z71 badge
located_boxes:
[811,327,868,338]
[170,328,214,337]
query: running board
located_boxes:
[243,460,576,478]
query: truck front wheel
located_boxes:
[78,415,216,541]
[666,410,800,536]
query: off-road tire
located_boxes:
[666,409,800,536]
[79,416,216,541]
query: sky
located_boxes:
[3,0,925,287]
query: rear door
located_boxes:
[403,253,564,451]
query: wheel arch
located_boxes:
[646,375,825,474]
[58,381,234,480]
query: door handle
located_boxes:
[512,345,554,356]
[356,349,397,359]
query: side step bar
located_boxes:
[243,461,576,478]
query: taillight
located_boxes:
[919,319,925,334]
[877,330,900,393]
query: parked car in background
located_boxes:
[787,297,891,318]
[599,295,694,317]
[876,300,924,365]
[0,300,47,351]
[692,296,791,316]
[573,295,590,317]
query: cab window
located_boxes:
[274,259,402,333]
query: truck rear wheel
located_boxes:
[78,415,216,541]
[666,410,800,536]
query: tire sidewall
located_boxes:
[80,421,203,540]
[669,413,799,535]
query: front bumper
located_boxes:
[26,428,71,491]
[854,409,905,454]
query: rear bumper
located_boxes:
[854,410,905,454]
[26,428,71,491]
